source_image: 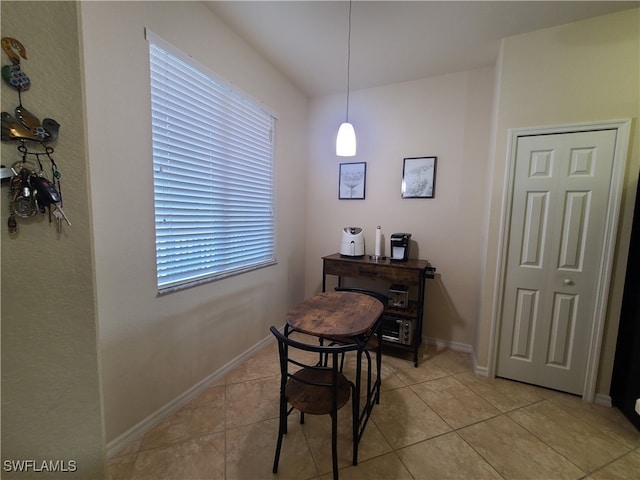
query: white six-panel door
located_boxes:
[497,129,617,395]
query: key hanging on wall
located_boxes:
[1,36,67,236]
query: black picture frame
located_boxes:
[339,162,366,199]
[401,156,437,198]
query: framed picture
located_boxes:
[339,162,366,199]
[401,156,437,198]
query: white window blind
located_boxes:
[148,32,276,293]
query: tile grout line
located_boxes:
[504,397,639,478]
[110,348,640,479]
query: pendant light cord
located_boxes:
[345,0,352,122]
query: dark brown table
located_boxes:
[322,253,436,366]
[285,290,384,465]
[286,291,384,337]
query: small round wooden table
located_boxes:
[285,291,384,337]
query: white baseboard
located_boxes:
[106,335,273,458]
[594,393,612,407]
[424,336,472,353]
[423,336,487,376]
[421,337,615,396]
[472,354,489,377]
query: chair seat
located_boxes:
[287,368,351,415]
[325,333,379,350]
[271,325,360,479]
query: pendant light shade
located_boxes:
[336,0,356,157]
[336,122,356,156]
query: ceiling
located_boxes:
[206,1,638,98]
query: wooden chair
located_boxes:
[270,325,359,480]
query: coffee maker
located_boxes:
[390,233,411,261]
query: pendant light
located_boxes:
[336,0,356,156]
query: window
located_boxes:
[147,31,276,293]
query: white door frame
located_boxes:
[488,119,631,402]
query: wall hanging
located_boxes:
[339,162,366,199]
[1,37,69,235]
[401,156,437,198]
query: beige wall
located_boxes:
[305,67,496,352]
[1,1,106,478]
[3,0,637,464]
[477,9,640,396]
[305,7,639,399]
[80,1,308,444]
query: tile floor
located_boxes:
[108,340,640,480]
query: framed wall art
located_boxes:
[339,162,366,199]
[401,156,437,198]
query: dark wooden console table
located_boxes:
[322,253,435,366]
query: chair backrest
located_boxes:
[270,326,358,414]
[334,286,389,305]
[333,287,386,341]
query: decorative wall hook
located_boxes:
[1,37,27,64]
[1,110,59,142]
[1,37,30,91]
[1,37,68,235]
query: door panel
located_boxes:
[511,289,538,360]
[521,192,548,266]
[497,129,617,394]
[558,191,589,270]
[547,292,576,368]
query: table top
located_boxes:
[322,252,432,272]
[286,291,384,337]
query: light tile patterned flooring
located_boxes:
[108,341,640,480]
